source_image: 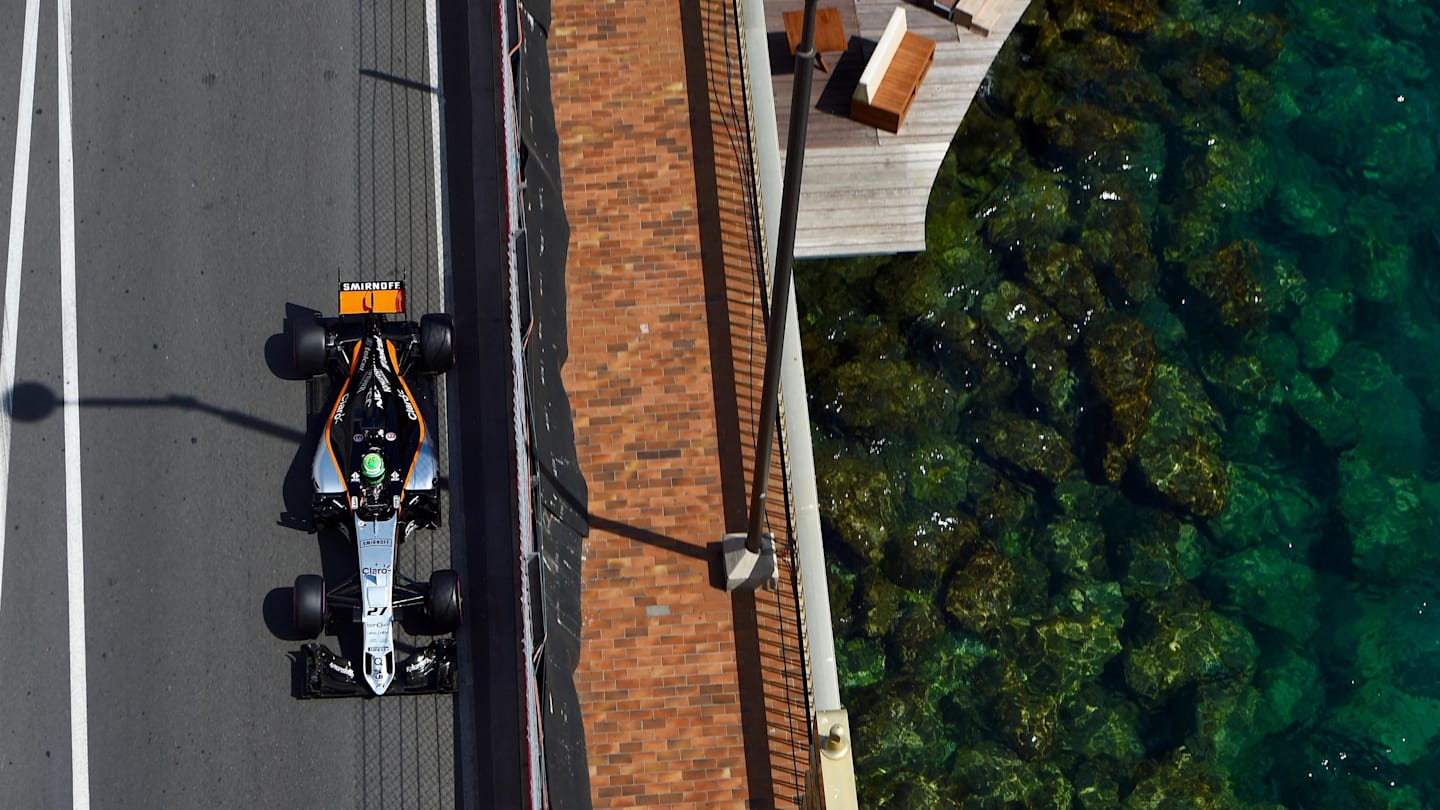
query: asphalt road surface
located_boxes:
[0,0,472,806]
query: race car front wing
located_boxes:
[299,639,458,698]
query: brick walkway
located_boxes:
[549,0,813,806]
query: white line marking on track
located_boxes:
[0,0,42,621]
[57,0,92,806]
[425,0,447,302]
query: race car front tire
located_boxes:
[293,574,328,639]
[419,314,454,375]
[292,317,328,379]
[426,569,462,633]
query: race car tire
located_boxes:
[419,314,454,375]
[427,569,462,633]
[292,317,328,379]
[293,574,328,639]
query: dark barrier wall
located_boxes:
[439,0,527,807]
[443,0,591,806]
[513,0,594,806]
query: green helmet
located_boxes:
[361,451,386,483]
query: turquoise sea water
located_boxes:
[796,0,1440,806]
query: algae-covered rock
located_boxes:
[1113,511,1186,598]
[1345,196,1414,304]
[1083,198,1160,304]
[816,450,897,564]
[945,543,1020,639]
[1073,760,1123,810]
[1024,343,1081,431]
[1035,517,1109,581]
[975,414,1075,484]
[1351,376,1425,477]
[891,599,944,664]
[1191,682,1268,785]
[1084,316,1157,482]
[1064,682,1144,767]
[974,473,1037,538]
[1329,342,1392,400]
[829,351,964,440]
[1124,590,1258,702]
[1292,305,1342,369]
[1285,372,1359,448]
[1022,581,1124,697]
[839,635,886,689]
[1337,454,1436,580]
[1124,747,1261,809]
[1255,646,1324,734]
[1132,363,1230,517]
[1161,48,1233,104]
[1201,352,1274,414]
[902,625,993,694]
[1174,523,1206,580]
[1183,239,1269,332]
[1330,679,1440,767]
[1023,242,1107,329]
[859,575,905,638]
[1053,472,1115,521]
[1272,149,1345,238]
[993,681,1061,760]
[853,680,955,776]
[950,743,1074,809]
[1081,0,1157,35]
[1136,297,1188,356]
[856,770,957,810]
[892,513,981,589]
[1350,582,1440,705]
[1212,546,1321,640]
[980,280,1072,354]
[1208,462,1323,554]
[979,170,1073,251]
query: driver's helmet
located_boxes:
[361,451,386,484]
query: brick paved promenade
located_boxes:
[550,0,813,806]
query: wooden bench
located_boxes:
[849,8,936,134]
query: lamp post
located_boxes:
[723,0,819,591]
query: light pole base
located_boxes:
[817,709,859,809]
[722,532,777,591]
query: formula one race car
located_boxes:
[288,281,461,698]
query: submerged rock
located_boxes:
[976,414,1075,484]
[1208,462,1323,554]
[1183,239,1269,333]
[1124,747,1278,809]
[1133,363,1230,517]
[1338,454,1436,580]
[1123,589,1258,702]
[950,742,1074,809]
[945,543,1020,639]
[1212,545,1321,641]
[1330,679,1440,767]
[1083,316,1157,482]
[816,451,897,564]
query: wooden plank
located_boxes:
[763,0,1033,258]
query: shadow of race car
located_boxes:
[287,281,460,698]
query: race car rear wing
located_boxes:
[339,280,406,315]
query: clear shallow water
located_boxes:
[796,0,1440,806]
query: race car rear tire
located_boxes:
[427,569,462,633]
[293,574,327,639]
[419,314,454,375]
[292,317,329,379]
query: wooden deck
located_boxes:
[763,0,1032,257]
